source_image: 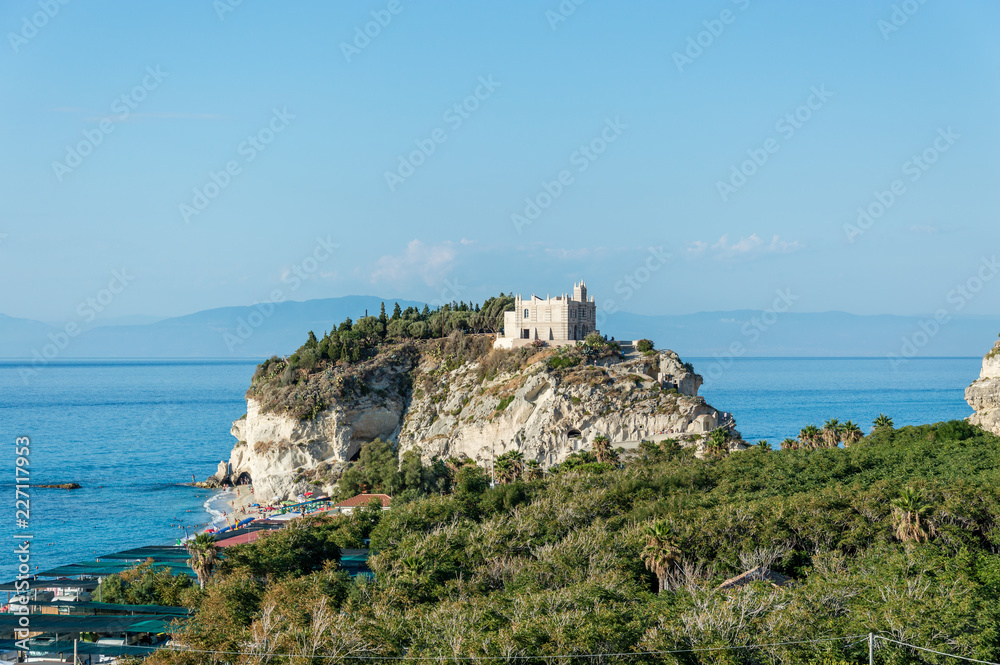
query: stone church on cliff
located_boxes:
[493,281,599,349]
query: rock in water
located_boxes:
[213,460,231,484]
[966,336,1000,435]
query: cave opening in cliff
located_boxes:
[567,428,582,439]
[235,471,252,486]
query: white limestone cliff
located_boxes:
[396,349,733,467]
[224,344,742,502]
[965,336,1000,435]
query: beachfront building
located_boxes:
[336,493,392,515]
[494,281,599,349]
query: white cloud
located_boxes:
[686,240,708,258]
[544,247,592,260]
[687,234,802,261]
[371,239,457,285]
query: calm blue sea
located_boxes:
[691,357,981,443]
[0,356,983,582]
[0,359,259,583]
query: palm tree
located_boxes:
[842,421,863,446]
[891,486,935,544]
[505,450,524,480]
[525,459,544,481]
[641,521,681,593]
[186,533,219,589]
[799,425,820,449]
[706,428,728,458]
[821,419,842,448]
[780,438,798,451]
[494,450,525,483]
[754,440,771,451]
[399,554,431,592]
[873,413,894,431]
[591,435,612,463]
[494,457,512,484]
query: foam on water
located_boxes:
[204,489,235,529]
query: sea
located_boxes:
[0,356,983,582]
[0,359,259,584]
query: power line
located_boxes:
[876,636,1000,665]
[114,634,868,660]
[65,632,1000,663]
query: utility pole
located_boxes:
[869,632,874,665]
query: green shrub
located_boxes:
[547,354,580,370]
[162,421,1000,665]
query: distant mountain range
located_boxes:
[2,296,997,360]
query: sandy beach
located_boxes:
[223,484,259,526]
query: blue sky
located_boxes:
[1,0,998,323]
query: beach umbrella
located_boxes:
[304,491,313,497]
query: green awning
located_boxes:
[0,613,179,633]
[9,600,189,615]
[0,639,164,657]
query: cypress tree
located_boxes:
[379,302,388,338]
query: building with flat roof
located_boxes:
[494,281,599,349]
[335,493,392,515]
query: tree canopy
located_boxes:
[149,420,1000,665]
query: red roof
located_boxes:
[335,493,392,508]
[215,529,266,548]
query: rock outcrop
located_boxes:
[966,336,1000,435]
[225,339,743,502]
[396,349,734,467]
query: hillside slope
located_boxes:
[157,420,1000,665]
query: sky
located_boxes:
[1,0,999,324]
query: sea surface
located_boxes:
[0,359,259,583]
[692,356,981,443]
[0,356,984,582]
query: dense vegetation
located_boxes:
[244,295,514,420]
[100,561,194,606]
[334,438,453,502]
[288,295,512,370]
[148,420,1000,664]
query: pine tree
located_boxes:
[391,302,402,321]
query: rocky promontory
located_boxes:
[966,335,1000,435]
[221,334,742,502]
